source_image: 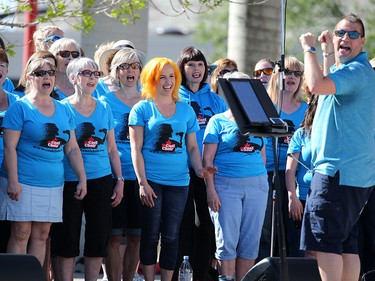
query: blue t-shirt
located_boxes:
[203,112,267,178]
[128,99,199,186]
[99,92,137,180]
[265,102,308,171]
[61,98,115,181]
[1,97,75,187]
[0,92,18,163]
[2,78,14,93]
[312,52,375,187]
[96,79,110,97]
[287,127,312,200]
[55,87,102,100]
[179,83,227,155]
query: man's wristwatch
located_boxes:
[304,46,316,54]
[117,176,125,181]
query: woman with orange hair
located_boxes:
[129,57,217,281]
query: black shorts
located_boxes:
[51,175,114,257]
[301,172,373,254]
[111,179,142,237]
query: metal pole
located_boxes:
[23,0,37,68]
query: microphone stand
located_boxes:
[270,0,289,280]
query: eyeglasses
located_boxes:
[284,69,303,77]
[0,63,8,69]
[219,69,237,77]
[58,50,80,58]
[78,70,102,78]
[253,68,273,77]
[31,69,56,77]
[118,62,141,70]
[334,30,362,39]
[44,35,62,43]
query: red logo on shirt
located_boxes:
[84,137,99,148]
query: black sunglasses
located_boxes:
[219,69,238,77]
[284,68,303,77]
[78,70,102,78]
[31,69,56,77]
[118,62,141,70]
[253,68,273,77]
[334,30,362,40]
[58,50,80,58]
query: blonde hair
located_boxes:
[140,57,181,102]
[25,58,56,94]
[268,56,304,105]
[109,49,143,87]
[94,41,115,69]
[18,51,56,88]
[33,25,64,52]
[210,58,238,93]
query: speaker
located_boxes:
[242,257,321,281]
[0,254,45,281]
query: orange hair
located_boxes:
[140,57,181,102]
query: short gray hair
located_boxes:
[66,57,98,84]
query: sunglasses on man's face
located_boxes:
[253,68,273,77]
[118,62,141,71]
[58,50,80,58]
[78,70,102,78]
[334,30,362,40]
[284,69,303,77]
[31,69,56,77]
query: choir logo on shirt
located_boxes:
[190,101,215,127]
[76,122,107,150]
[117,113,130,142]
[39,123,70,149]
[277,119,295,146]
[233,131,263,153]
[152,123,184,153]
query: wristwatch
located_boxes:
[117,176,125,181]
[304,46,316,54]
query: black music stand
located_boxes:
[218,77,292,281]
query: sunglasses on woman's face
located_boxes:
[78,69,102,78]
[219,69,237,77]
[118,62,141,70]
[31,69,56,77]
[58,50,80,58]
[284,68,303,77]
[253,68,273,77]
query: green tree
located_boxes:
[193,1,229,62]
[0,0,223,34]
[193,0,375,61]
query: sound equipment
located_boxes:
[0,254,45,281]
[242,257,321,281]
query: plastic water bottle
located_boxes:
[179,256,193,281]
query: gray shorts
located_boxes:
[0,177,63,222]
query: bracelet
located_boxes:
[323,51,334,57]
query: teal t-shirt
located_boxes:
[100,92,137,180]
[129,100,199,186]
[203,112,267,178]
[312,52,375,187]
[1,97,75,187]
[61,98,115,181]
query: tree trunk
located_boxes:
[227,0,281,75]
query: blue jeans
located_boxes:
[140,181,188,270]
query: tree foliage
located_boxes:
[0,0,223,34]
